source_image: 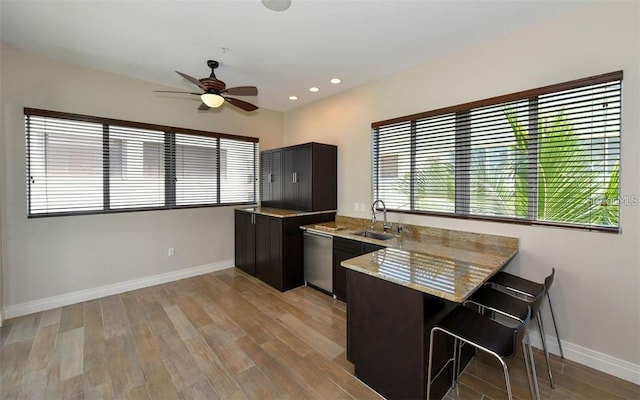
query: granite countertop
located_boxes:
[303,217,518,302]
[236,206,337,218]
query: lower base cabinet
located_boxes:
[235,210,335,291]
[332,237,384,302]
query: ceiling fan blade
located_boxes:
[153,90,201,95]
[175,71,207,91]
[225,97,259,112]
[222,86,258,96]
[197,102,210,111]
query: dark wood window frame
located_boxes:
[25,108,258,218]
[372,71,623,233]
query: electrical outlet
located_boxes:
[360,203,366,212]
[354,202,359,212]
[168,247,175,257]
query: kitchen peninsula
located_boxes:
[304,217,519,399]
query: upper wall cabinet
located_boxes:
[260,142,337,212]
[260,149,283,208]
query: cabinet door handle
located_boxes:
[269,173,273,183]
[293,172,297,183]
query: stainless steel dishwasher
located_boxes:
[303,230,334,294]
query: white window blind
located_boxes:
[109,125,165,209]
[372,71,622,232]
[220,138,258,204]
[25,110,258,217]
[27,116,104,214]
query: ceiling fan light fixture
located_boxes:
[262,0,291,12]
[201,93,225,108]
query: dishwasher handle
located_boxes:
[303,231,333,240]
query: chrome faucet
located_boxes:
[371,200,392,232]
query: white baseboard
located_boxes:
[3,259,234,319]
[528,328,640,385]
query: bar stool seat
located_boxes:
[488,268,564,360]
[426,305,540,400]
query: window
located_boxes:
[372,71,622,232]
[25,109,258,217]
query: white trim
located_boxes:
[528,329,640,385]
[3,259,234,319]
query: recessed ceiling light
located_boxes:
[309,87,320,92]
[330,78,341,84]
[289,96,298,100]
[262,0,291,12]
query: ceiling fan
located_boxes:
[154,60,259,112]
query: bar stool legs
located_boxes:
[547,291,565,359]
[426,306,540,400]
[536,310,555,388]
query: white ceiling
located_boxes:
[0,0,592,112]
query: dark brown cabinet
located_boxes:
[260,149,282,208]
[255,214,283,289]
[332,237,384,302]
[260,142,336,212]
[234,210,256,276]
[235,209,335,291]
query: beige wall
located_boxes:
[0,43,284,310]
[284,1,640,370]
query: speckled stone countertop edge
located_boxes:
[235,206,337,218]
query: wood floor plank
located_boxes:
[175,295,214,329]
[236,335,315,399]
[20,368,49,400]
[84,300,108,374]
[164,304,199,341]
[100,295,129,339]
[121,384,151,400]
[83,363,111,399]
[253,313,314,356]
[129,321,164,372]
[260,338,354,400]
[304,350,383,399]
[107,334,145,396]
[155,330,204,393]
[141,301,176,336]
[200,323,255,375]
[1,339,34,399]
[234,365,285,400]
[179,377,219,400]
[184,336,241,399]
[58,327,84,381]
[59,303,84,333]
[277,312,345,359]
[26,323,59,371]
[144,362,180,400]
[40,307,62,327]
[121,295,151,329]
[239,290,288,320]
[5,313,41,344]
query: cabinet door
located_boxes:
[362,243,384,254]
[260,150,283,208]
[260,152,272,203]
[255,215,283,290]
[333,237,363,302]
[294,144,312,211]
[234,211,256,276]
[282,147,298,209]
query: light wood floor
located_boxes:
[1,268,638,400]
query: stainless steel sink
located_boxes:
[352,230,395,241]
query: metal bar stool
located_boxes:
[488,268,564,359]
[466,283,555,388]
[426,305,540,400]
